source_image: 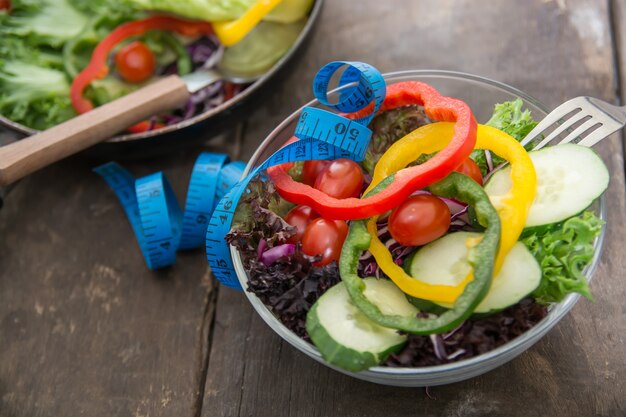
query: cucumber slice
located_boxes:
[485,144,609,228]
[306,279,417,372]
[221,20,306,77]
[408,232,541,313]
[265,0,314,23]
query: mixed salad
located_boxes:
[0,0,313,132]
[227,83,609,371]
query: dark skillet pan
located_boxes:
[0,0,323,158]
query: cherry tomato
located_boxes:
[115,41,156,84]
[284,205,319,243]
[301,218,348,266]
[388,195,451,246]
[0,0,11,10]
[313,159,364,199]
[455,158,483,185]
[302,160,330,186]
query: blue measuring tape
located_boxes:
[95,61,386,290]
[205,61,386,289]
[94,153,245,269]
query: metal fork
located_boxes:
[520,96,626,150]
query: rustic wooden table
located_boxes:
[1,1,626,416]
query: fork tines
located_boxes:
[520,96,623,151]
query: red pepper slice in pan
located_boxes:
[70,16,213,130]
[266,81,478,220]
[126,120,166,133]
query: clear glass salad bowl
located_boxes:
[231,70,606,387]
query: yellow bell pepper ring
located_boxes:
[213,0,283,47]
[366,122,536,304]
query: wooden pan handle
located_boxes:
[0,75,190,187]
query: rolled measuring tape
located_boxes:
[206,61,386,289]
[94,153,246,269]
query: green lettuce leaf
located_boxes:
[0,61,76,130]
[0,0,143,129]
[521,211,604,304]
[471,98,538,175]
[86,77,140,107]
[1,0,89,47]
[0,0,94,129]
[485,98,538,140]
[121,0,256,21]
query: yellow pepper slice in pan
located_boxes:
[213,0,283,47]
[365,122,536,304]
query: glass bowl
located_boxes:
[231,70,606,387]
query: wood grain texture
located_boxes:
[0,76,189,187]
[204,1,626,416]
[1,1,626,416]
[0,139,231,416]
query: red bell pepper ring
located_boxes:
[70,16,213,117]
[267,81,478,220]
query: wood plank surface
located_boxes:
[0,136,235,416]
[1,1,625,416]
[204,1,626,416]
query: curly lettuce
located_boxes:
[471,98,538,175]
[1,0,89,47]
[0,0,140,129]
[521,211,604,304]
[0,61,76,130]
[485,98,538,140]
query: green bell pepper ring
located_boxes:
[339,172,501,335]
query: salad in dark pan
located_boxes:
[227,82,608,372]
[0,0,314,133]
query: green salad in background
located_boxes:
[0,0,313,131]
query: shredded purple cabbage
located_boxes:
[260,243,296,266]
[486,150,494,172]
[385,299,548,367]
[483,161,508,183]
[189,35,223,67]
[151,35,247,130]
[429,334,447,361]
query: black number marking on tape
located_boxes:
[334,122,347,135]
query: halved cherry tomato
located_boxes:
[455,158,483,185]
[284,205,319,243]
[0,0,10,10]
[302,160,330,186]
[388,195,451,246]
[115,41,156,83]
[313,159,364,199]
[301,218,348,266]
